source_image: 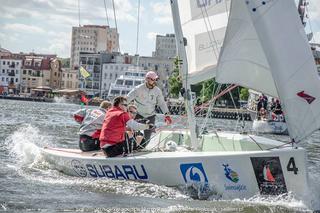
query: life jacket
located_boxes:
[99,107,129,147]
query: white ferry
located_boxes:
[107,69,146,98]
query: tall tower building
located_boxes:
[70,25,119,69]
[152,34,176,59]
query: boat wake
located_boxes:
[6,125,49,165]
[5,125,188,200]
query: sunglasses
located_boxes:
[129,111,137,114]
[147,77,157,82]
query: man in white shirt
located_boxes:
[127,71,172,147]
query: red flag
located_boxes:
[80,94,89,104]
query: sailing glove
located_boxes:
[164,115,172,125]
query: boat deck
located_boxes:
[42,145,301,160]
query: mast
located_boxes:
[170,0,199,150]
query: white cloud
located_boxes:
[0,0,172,57]
[151,2,172,25]
[3,23,46,34]
[45,31,71,57]
[147,32,157,41]
[0,6,42,19]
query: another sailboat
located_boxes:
[247,90,288,134]
[41,0,319,200]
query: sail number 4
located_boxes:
[287,157,298,175]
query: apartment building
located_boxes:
[78,53,102,96]
[152,34,177,59]
[0,47,11,58]
[0,58,22,94]
[61,68,78,89]
[70,25,119,69]
[20,55,61,93]
[132,55,174,96]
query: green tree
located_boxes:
[168,57,182,98]
[239,88,249,100]
[199,79,216,103]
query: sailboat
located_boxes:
[247,89,288,134]
[41,0,319,200]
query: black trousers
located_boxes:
[79,135,100,152]
[135,114,155,148]
[102,136,138,157]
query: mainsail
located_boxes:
[177,0,230,85]
[216,0,320,142]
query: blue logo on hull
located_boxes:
[180,163,208,184]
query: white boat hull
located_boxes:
[253,119,288,135]
[41,143,307,199]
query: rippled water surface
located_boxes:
[1,99,319,212]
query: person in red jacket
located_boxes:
[99,96,151,157]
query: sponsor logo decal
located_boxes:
[86,163,148,180]
[71,160,148,180]
[222,164,247,192]
[180,163,208,184]
[223,164,239,183]
[297,91,315,104]
[250,157,287,195]
[71,159,87,177]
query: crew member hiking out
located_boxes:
[73,101,111,152]
[99,96,153,157]
[127,71,172,147]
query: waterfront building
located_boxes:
[78,52,101,96]
[0,47,11,58]
[61,68,78,90]
[70,25,119,69]
[0,58,22,94]
[132,55,174,97]
[152,34,176,59]
[20,54,61,93]
[78,51,136,98]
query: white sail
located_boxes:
[216,0,278,97]
[217,0,320,141]
[177,0,230,85]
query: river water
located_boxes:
[0,99,319,212]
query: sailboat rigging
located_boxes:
[39,0,319,201]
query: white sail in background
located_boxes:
[217,0,320,141]
[177,0,230,85]
[216,0,278,97]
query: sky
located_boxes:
[1,0,320,59]
[0,0,174,58]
